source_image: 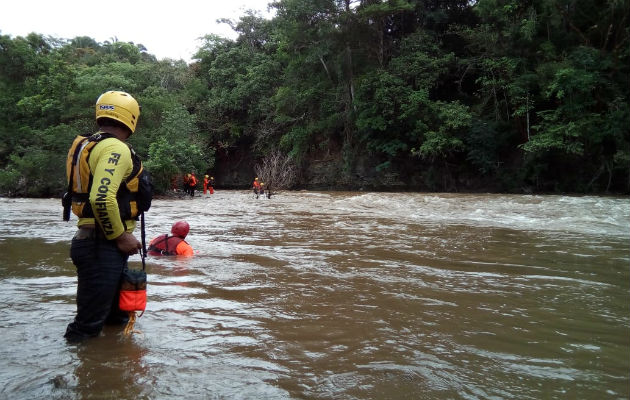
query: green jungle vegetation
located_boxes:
[1,0,628,197]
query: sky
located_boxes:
[0,0,274,62]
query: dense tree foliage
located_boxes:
[1,0,628,196]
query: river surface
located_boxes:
[0,192,628,399]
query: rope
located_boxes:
[123,311,143,336]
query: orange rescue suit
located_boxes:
[189,175,198,187]
[204,177,214,194]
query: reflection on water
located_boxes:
[0,192,628,399]
[69,328,150,399]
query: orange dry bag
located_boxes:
[120,268,147,313]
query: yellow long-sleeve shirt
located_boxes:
[77,137,136,239]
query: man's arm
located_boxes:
[89,139,141,254]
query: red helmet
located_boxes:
[171,221,190,238]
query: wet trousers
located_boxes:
[64,233,129,342]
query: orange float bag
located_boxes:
[119,268,147,314]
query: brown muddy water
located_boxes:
[0,191,628,400]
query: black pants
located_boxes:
[65,231,129,342]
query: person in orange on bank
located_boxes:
[188,173,198,197]
[147,221,194,256]
[203,175,214,196]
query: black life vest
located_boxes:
[148,234,185,256]
[62,132,153,221]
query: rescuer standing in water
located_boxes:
[188,173,198,197]
[252,177,261,197]
[63,90,151,342]
[204,175,214,196]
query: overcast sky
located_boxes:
[0,0,274,62]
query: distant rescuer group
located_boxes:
[181,173,215,197]
[62,90,198,343]
[252,177,270,199]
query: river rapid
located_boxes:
[0,192,628,399]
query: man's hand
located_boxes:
[115,232,142,255]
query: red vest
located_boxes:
[148,234,185,256]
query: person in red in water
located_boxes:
[147,221,194,256]
[203,175,214,196]
[252,177,261,197]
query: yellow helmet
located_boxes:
[205,175,209,178]
[95,91,141,133]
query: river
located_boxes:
[0,192,628,399]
